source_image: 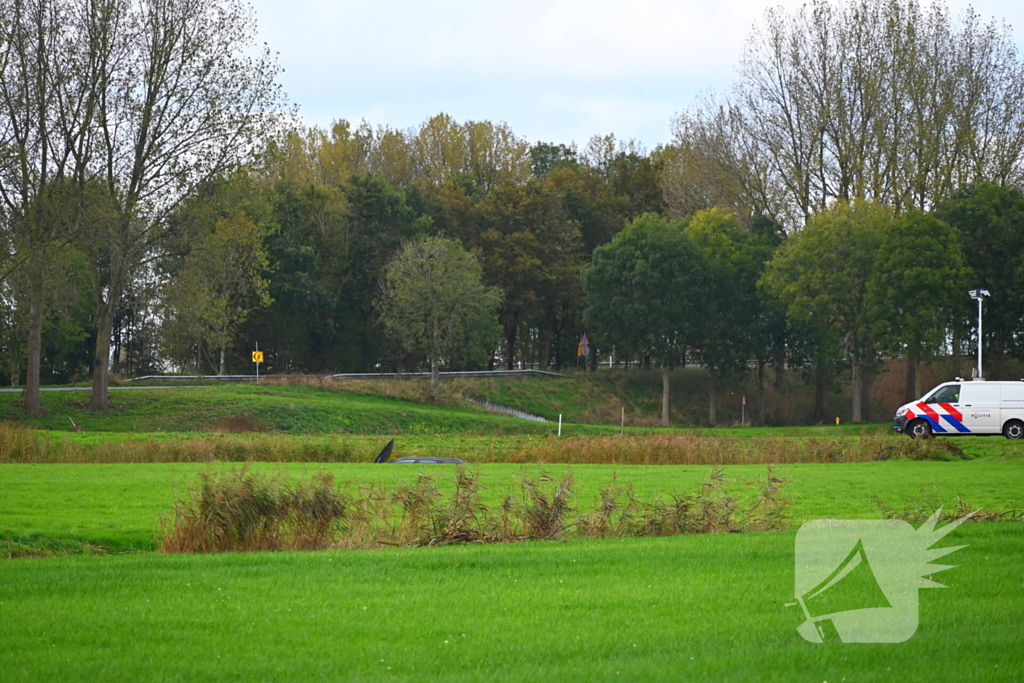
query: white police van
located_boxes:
[893,379,1024,439]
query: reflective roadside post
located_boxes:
[968,289,990,379]
[252,343,263,381]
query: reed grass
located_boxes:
[501,432,971,465]
[0,425,359,463]
[876,492,1024,524]
[0,423,972,465]
[160,465,792,553]
[160,468,349,552]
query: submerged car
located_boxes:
[372,438,466,464]
[893,378,1024,439]
[387,457,466,464]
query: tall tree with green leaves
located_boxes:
[761,200,890,422]
[934,182,1024,379]
[869,211,972,400]
[583,214,710,426]
[376,236,501,401]
[686,208,775,425]
[477,180,580,369]
[162,209,273,374]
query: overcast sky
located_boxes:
[248,0,1024,151]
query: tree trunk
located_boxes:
[861,360,875,423]
[89,291,120,410]
[219,344,226,376]
[504,319,518,371]
[773,357,785,390]
[851,355,863,423]
[814,355,829,424]
[538,326,552,372]
[661,366,670,428]
[757,358,767,426]
[708,370,717,427]
[24,273,45,417]
[905,345,920,403]
[430,358,439,402]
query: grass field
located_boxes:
[2,381,1023,680]
[1,525,1021,681]
[2,460,1021,553]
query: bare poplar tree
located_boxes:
[79,0,287,409]
[667,0,1024,226]
[0,0,92,415]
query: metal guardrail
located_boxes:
[330,370,566,380]
[128,370,567,382]
[127,375,259,382]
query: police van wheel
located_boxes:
[1003,420,1024,440]
[907,419,932,440]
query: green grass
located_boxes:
[0,384,572,435]
[2,460,1021,554]
[2,381,1022,680]
[0,370,891,434]
[451,368,883,427]
[1,525,1020,681]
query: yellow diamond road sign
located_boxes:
[252,351,264,363]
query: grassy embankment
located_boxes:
[7,380,1021,467]
[0,367,908,432]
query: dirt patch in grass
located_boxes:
[207,413,271,434]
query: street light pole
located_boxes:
[968,289,990,379]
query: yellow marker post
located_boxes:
[253,344,263,381]
[835,416,840,426]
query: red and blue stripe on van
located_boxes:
[904,403,970,433]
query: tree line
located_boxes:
[4,0,1024,424]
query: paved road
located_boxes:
[0,385,210,393]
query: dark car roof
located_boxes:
[388,457,465,464]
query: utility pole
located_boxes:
[968,289,990,379]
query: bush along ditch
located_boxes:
[160,465,792,553]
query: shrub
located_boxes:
[161,467,349,552]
